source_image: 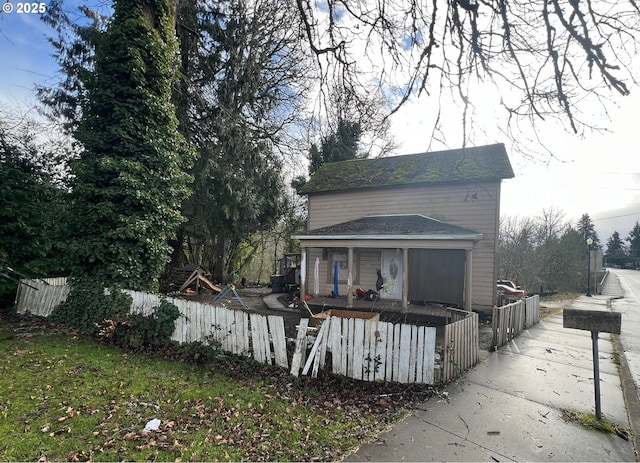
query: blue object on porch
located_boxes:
[333,261,340,297]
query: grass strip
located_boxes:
[0,326,398,461]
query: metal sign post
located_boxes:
[563,309,621,421]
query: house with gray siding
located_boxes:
[292,143,514,314]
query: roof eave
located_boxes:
[292,233,484,241]
[301,176,512,195]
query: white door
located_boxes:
[380,249,403,300]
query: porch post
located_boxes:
[347,247,354,308]
[402,248,409,312]
[300,247,307,303]
[464,249,472,311]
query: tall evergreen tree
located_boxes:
[576,213,600,248]
[174,0,305,282]
[65,0,193,290]
[606,231,626,256]
[320,119,362,164]
[38,0,307,285]
[627,222,640,259]
[605,231,627,268]
[0,119,67,302]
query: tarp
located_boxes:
[333,261,339,297]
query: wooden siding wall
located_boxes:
[307,181,501,309]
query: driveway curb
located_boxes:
[612,332,640,460]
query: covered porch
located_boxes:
[293,214,483,312]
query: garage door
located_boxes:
[408,249,465,306]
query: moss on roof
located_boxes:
[300,143,514,194]
[300,214,481,238]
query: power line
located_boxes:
[593,212,640,221]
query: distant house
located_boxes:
[292,143,515,313]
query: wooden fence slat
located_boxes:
[196,303,206,344]
[328,317,343,375]
[240,311,251,356]
[239,310,250,356]
[375,322,388,382]
[318,319,330,370]
[423,327,436,384]
[415,327,425,383]
[347,318,355,378]
[369,322,380,381]
[352,319,365,381]
[302,320,328,376]
[363,320,372,380]
[412,325,421,383]
[224,307,235,353]
[268,315,288,368]
[204,304,214,344]
[397,324,412,383]
[230,309,240,355]
[384,322,394,382]
[250,313,269,364]
[230,307,240,355]
[392,323,401,382]
[213,305,222,347]
[340,318,349,376]
[312,321,329,378]
[290,318,309,377]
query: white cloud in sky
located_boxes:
[388,75,640,241]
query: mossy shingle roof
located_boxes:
[300,143,514,194]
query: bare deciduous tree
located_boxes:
[295,0,640,147]
[500,207,588,293]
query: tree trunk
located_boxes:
[168,230,187,269]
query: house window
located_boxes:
[327,249,359,284]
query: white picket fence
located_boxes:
[15,279,288,369]
[291,317,438,384]
[14,278,484,385]
[14,278,70,317]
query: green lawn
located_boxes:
[0,319,415,461]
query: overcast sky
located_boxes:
[1,3,638,245]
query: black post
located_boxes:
[586,243,592,297]
[591,330,602,420]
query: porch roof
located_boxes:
[293,214,483,241]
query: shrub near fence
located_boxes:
[491,295,540,350]
[15,279,481,385]
[15,279,288,369]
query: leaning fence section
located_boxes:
[290,316,438,384]
[491,295,540,350]
[15,279,288,370]
[442,310,479,383]
[15,278,69,317]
